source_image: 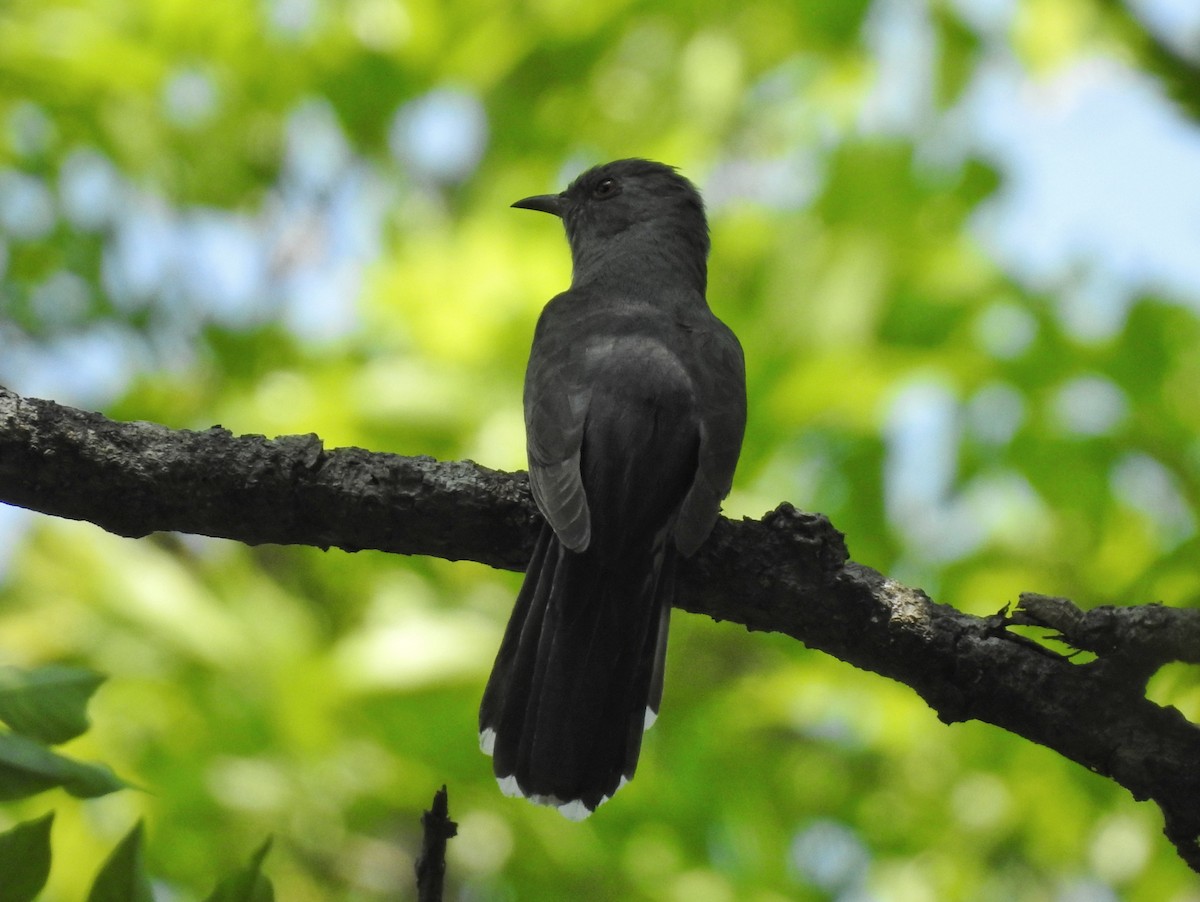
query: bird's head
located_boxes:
[513,159,709,289]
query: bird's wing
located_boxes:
[673,318,746,557]
[523,297,593,553]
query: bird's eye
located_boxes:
[592,178,618,199]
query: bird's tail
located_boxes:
[479,522,675,819]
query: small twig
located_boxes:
[1014,593,1200,678]
[415,785,457,902]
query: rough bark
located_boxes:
[2,386,1199,871]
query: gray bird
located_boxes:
[479,159,746,819]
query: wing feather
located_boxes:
[673,319,746,556]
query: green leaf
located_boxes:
[0,812,54,902]
[204,837,275,902]
[0,665,106,744]
[0,732,128,801]
[87,821,154,902]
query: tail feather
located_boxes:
[479,524,675,816]
[483,375,700,817]
[642,546,675,728]
[479,526,555,757]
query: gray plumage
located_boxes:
[479,159,746,818]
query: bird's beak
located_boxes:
[512,193,565,217]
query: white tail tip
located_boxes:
[494,773,628,820]
[479,728,496,756]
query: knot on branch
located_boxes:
[761,502,849,572]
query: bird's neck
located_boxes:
[569,228,708,295]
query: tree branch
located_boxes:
[0,387,539,570]
[2,386,1199,871]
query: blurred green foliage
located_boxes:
[1,0,1199,899]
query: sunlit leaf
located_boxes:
[0,665,106,744]
[86,821,153,902]
[0,732,127,801]
[204,837,275,902]
[0,812,54,902]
